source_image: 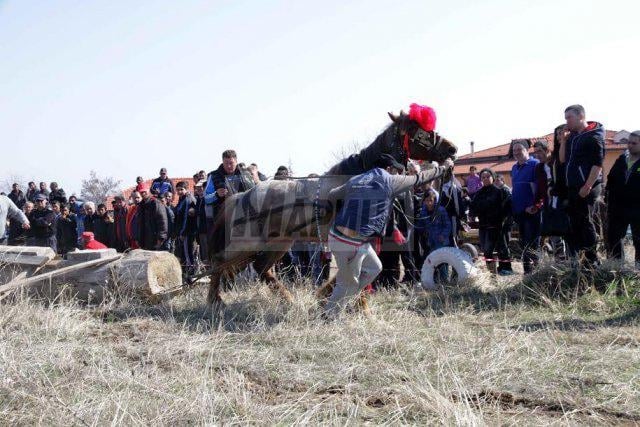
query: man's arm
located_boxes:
[6,198,28,226]
[390,163,450,196]
[155,201,168,243]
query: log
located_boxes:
[0,249,183,304]
[0,255,122,301]
[0,245,56,267]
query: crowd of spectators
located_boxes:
[2,104,639,288]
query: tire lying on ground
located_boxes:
[421,246,479,290]
[460,243,479,261]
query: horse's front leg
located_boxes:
[315,274,336,301]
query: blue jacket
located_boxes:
[151,177,174,196]
[564,121,605,188]
[511,158,539,214]
[416,204,451,249]
[331,166,448,239]
[333,168,394,238]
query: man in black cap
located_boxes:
[27,194,57,251]
[324,154,453,316]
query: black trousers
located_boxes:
[479,227,512,271]
[566,185,601,265]
[606,210,640,263]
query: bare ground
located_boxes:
[1,266,639,425]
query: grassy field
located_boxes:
[1,260,639,425]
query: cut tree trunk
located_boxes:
[0,248,183,304]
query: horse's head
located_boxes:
[388,111,458,163]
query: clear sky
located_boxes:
[1,0,638,194]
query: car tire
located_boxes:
[421,247,479,290]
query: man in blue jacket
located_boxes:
[325,154,453,316]
[511,140,540,273]
[558,105,605,266]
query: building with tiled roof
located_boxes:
[453,129,630,186]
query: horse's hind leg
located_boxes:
[262,267,294,303]
[254,250,294,303]
[206,270,225,312]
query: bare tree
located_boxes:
[0,174,30,194]
[80,170,122,204]
[327,139,366,170]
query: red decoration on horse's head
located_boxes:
[409,103,436,132]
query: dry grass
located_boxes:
[1,264,640,425]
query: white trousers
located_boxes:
[326,234,383,316]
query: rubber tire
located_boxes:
[421,247,479,290]
[460,243,479,261]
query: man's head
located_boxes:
[246,165,260,184]
[275,166,290,178]
[194,182,204,196]
[512,141,530,164]
[629,131,640,156]
[39,182,47,190]
[137,183,150,200]
[24,201,34,215]
[222,150,238,175]
[34,194,47,210]
[131,191,142,205]
[50,182,58,191]
[175,181,188,197]
[51,201,61,214]
[28,181,35,189]
[136,176,144,184]
[198,170,206,180]
[469,166,477,175]
[69,195,77,205]
[159,168,167,179]
[564,104,586,132]
[97,204,107,216]
[61,205,70,218]
[533,140,551,162]
[12,183,19,191]
[113,196,124,210]
[374,154,405,175]
[479,168,495,187]
[83,201,95,216]
[495,174,506,188]
[164,192,173,205]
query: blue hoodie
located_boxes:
[511,157,539,214]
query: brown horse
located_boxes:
[204,111,457,312]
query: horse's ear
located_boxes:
[388,112,399,123]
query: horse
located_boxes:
[204,111,458,312]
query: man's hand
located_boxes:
[443,158,454,169]
[578,184,591,198]
[22,222,30,230]
[558,126,570,144]
[216,188,228,198]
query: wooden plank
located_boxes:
[0,254,122,298]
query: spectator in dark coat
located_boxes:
[558,104,605,266]
[112,196,129,252]
[174,181,198,273]
[194,181,208,262]
[605,131,640,264]
[27,194,57,251]
[137,184,168,250]
[82,202,99,235]
[470,168,513,274]
[94,203,114,248]
[56,205,78,254]
[8,183,26,210]
[8,201,33,245]
[25,182,38,202]
[48,182,67,205]
[37,182,50,200]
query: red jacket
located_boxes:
[85,239,107,250]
